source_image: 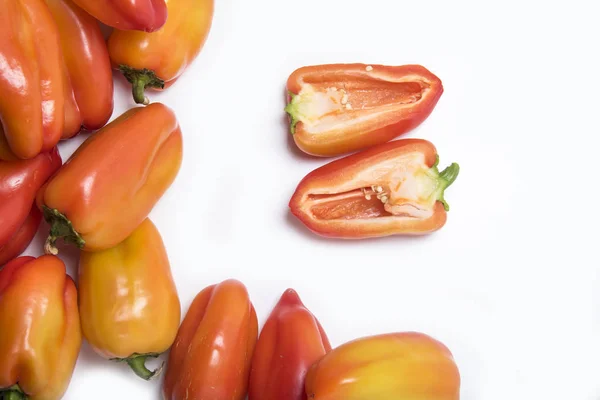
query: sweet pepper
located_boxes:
[36,102,183,254]
[163,279,258,400]
[70,0,167,32]
[45,0,114,140]
[108,0,214,105]
[289,138,459,239]
[0,0,65,160]
[284,64,444,157]
[1,148,63,265]
[305,332,461,400]
[78,218,181,381]
[249,289,331,400]
[0,255,82,400]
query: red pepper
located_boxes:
[284,64,443,157]
[0,148,63,262]
[70,0,167,32]
[249,289,331,400]
[289,139,459,239]
[45,0,115,140]
[0,0,66,160]
[0,206,41,267]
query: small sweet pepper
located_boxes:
[0,255,82,400]
[163,279,258,400]
[36,103,183,254]
[249,289,331,400]
[70,0,167,32]
[305,332,461,400]
[78,218,181,381]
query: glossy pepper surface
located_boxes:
[0,255,82,400]
[289,138,459,239]
[249,289,331,400]
[163,279,259,400]
[305,332,461,400]
[36,102,183,254]
[0,0,65,160]
[70,0,167,32]
[78,218,181,381]
[44,0,114,140]
[108,0,214,105]
[1,148,63,262]
[285,64,443,157]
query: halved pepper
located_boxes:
[1,148,63,262]
[163,279,258,400]
[0,0,65,160]
[285,64,443,157]
[78,218,181,381]
[70,0,167,32]
[36,102,183,254]
[289,138,459,239]
[108,0,214,105]
[305,332,461,400]
[249,289,332,400]
[45,0,115,140]
[0,255,82,400]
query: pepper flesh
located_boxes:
[70,0,167,32]
[36,102,183,254]
[285,64,443,157]
[289,139,459,239]
[0,255,82,400]
[249,289,332,400]
[0,0,65,160]
[44,0,114,140]
[78,218,181,381]
[1,148,63,252]
[305,332,461,400]
[163,279,259,400]
[108,0,214,105]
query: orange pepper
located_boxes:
[305,332,461,400]
[107,0,214,105]
[0,0,65,160]
[44,0,114,140]
[163,279,258,400]
[0,255,82,400]
[36,103,183,254]
[249,289,332,400]
[78,218,181,381]
[70,0,167,32]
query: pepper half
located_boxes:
[305,332,461,400]
[36,102,183,254]
[45,0,115,140]
[289,139,459,239]
[0,255,82,400]
[163,279,258,400]
[0,0,65,160]
[107,0,214,105]
[249,289,331,400]
[285,64,443,157]
[70,0,167,32]
[78,218,181,381]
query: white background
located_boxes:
[19,0,600,399]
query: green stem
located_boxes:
[432,159,460,211]
[41,206,85,255]
[0,385,27,400]
[113,353,163,381]
[119,65,165,105]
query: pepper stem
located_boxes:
[0,385,27,400]
[119,65,165,105]
[112,353,163,381]
[431,158,460,211]
[41,206,85,254]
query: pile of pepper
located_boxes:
[0,0,462,399]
